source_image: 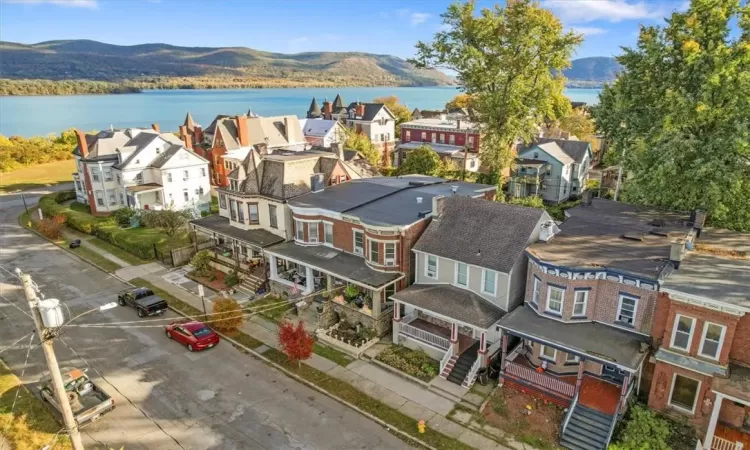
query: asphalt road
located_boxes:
[0,186,412,450]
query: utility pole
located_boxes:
[613,147,627,202]
[19,271,84,450]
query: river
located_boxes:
[0,86,602,137]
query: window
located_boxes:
[198,187,204,195]
[201,168,206,177]
[237,202,245,222]
[248,203,259,224]
[540,345,557,362]
[671,315,695,351]
[295,220,304,241]
[230,180,238,191]
[384,242,396,266]
[183,189,189,202]
[405,130,411,140]
[482,269,497,295]
[324,222,333,245]
[135,173,143,184]
[449,134,455,145]
[439,133,445,143]
[116,174,121,185]
[455,262,468,287]
[468,136,475,146]
[155,191,160,202]
[104,168,113,181]
[167,173,172,182]
[95,190,104,206]
[353,230,364,255]
[573,290,588,317]
[421,131,427,141]
[369,240,379,263]
[669,374,700,413]
[385,283,396,300]
[532,277,541,305]
[699,322,725,360]
[92,168,100,182]
[617,295,638,326]
[155,147,161,154]
[268,204,278,228]
[431,133,437,143]
[426,255,437,278]
[229,200,237,221]
[565,353,580,364]
[219,193,227,209]
[108,191,116,206]
[546,286,564,314]
[309,222,319,243]
[119,193,125,205]
[183,170,189,180]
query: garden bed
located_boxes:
[316,322,379,358]
[187,269,231,292]
[375,345,439,382]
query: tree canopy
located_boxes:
[411,0,581,178]
[445,93,473,110]
[373,96,412,138]
[343,128,381,167]
[594,0,750,232]
[397,145,442,176]
[0,129,77,172]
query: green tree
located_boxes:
[373,96,412,138]
[445,93,472,110]
[397,145,441,176]
[610,404,671,450]
[190,250,213,277]
[141,208,190,237]
[594,0,750,232]
[343,128,381,167]
[411,0,582,179]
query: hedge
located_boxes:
[93,226,156,260]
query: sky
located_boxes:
[0,0,690,60]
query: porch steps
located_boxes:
[445,342,481,387]
[560,404,614,450]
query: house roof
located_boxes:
[211,115,306,150]
[391,284,505,329]
[713,364,750,403]
[346,102,393,122]
[534,142,575,165]
[190,215,284,249]
[526,198,694,279]
[414,196,546,274]
[307,97,321,117]
[204,114,232,135]
[73,128,151,161]
[289,176,495,227]
[397,141,468,156]
[113,132,185,170]
[401,118,478,131]
[332,94,344,109]
[521,138,591,165]
[184,112,197,132]
[500,306,650,371]
[301,119,340,138]
[341,150,380,178]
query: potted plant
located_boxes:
[344,284,359,301]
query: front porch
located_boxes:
[702,365,750,450]
[126,183,164,210]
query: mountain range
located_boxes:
[0,40,622,91]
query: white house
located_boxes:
[299,119,346,148]
[72,126,211,216]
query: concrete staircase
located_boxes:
[560,404,615,450]
[440,342,480,388]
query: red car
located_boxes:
[165,321,220,352]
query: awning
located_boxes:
[713,364,750,403]
[190,215,284,249]
[391,284,505,329]
[499,305,649,371]
[126,183,163,193]
[265,241,402,289]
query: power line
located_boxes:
[0,331,35,357]
[0,333,36,450]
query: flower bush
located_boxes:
[376,345,440,382]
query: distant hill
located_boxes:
[0,39,454,89]
[563,57,622,86]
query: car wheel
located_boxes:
[137,309,145,318]
[187,344,194,352]
[165,330,172,339]
[118,297,125,306]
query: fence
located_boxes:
[504,361,575,397]
[712,436,743,450]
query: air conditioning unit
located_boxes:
[385,258,395,266]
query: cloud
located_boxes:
[4,0,98,8]
[542,0,664,23]
[396,8,410,18]
[410,12,430,26]
[571,26,607,36]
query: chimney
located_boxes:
[670,239,686,269]
[151,123,160,133]
[310,173,325,193]
[75,129,89,158]
[183,134,193,150]
[178,125,187,139]
[323,99,332,117]
[256,143,268,156]
[236,115,249,146]
[432,195,445,217]
[194,125,203,144]
[356,103,365,118]
[693,209,707,237]
[582,189,594,206]
[331,142,344,160]
[283,117,290,140]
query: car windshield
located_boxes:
[134,289,154,300]
[192,327,212,337]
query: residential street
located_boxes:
[0,188,412,450]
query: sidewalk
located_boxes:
[141,269,518,450]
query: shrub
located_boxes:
[94,226,154,260]
[225,270,240,287]
[375,345,440,382]
[278,320,314,367]
[141,209,189,237]
[344,284,359,300]
[211,298,243,333]
[190,250,213,277]
[36,215,65,240]
[610,404,671,450]
[508,196,545,209]
[112,207,137,227]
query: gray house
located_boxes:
[511,138,593,203]
[391,196,555,388]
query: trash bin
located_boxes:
[477,368,488,386]
[489,358,501,380]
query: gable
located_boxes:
[159,147,208,169]
[518,145,567,166]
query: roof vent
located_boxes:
[451,185,458,194]
[539,220,560,242]
[416,197,423,204]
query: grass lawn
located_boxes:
[0,159,75,193]
[63,244,122,272]
[0,359,71,450]
[86,238,149,266]
[246,295,294,324]
[312,343,353,367]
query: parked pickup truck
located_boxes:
[40,368,114,428]
[117,287,168,317]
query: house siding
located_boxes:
[516,147,572,203]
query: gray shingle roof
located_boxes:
[149,144,184,168]
[346,102,393,121]
[190,215,284,248]
[391,284,505,328]
[530,138,591,164]
[414,196,546,274]
[307,97,321,118]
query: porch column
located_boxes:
[478,331,488,368]
[326,274,333,292]
[305,266,314,294]
[619,374,630,415]
[269,255,278,279]
[704,392,724,450]
[574,360,585,396]
[450,322,459,355]
[392,301,401,344]
[500,333,508,371]
[372,289,382,317]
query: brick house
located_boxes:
[497,197,697,449]
[391,196,553,389]
[648,228,750,450]
[263,176,495,336]
[397,117,481,172]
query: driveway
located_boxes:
[0,188,411,449]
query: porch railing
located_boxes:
[505,361,575,397]
[605,398,621,447]
[712,436,743,450]
[440,346,454,375]
[465,356,481,387]
[400,322,450,350]
[561,391,579,435]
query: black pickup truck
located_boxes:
[117,287,168,318]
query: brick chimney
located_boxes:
[75,129,89,158]
[236,115,249,146]
[283,117,290,141]
[356,103,365,118]
[151,123,160,133]
[432,195,445,218]
[194,125,203,144]
[183,134,193,150]
[322,99,332,118]
[178,125,187,139]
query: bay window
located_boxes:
[309,222,319,243]
[295,219,304,241]
[546,286,564,314]
[353,230,364,255]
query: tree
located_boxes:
[397,145,441,176]
[593,0,750,232]
[545,107,597,148]
[190,250,212,277]
[445,93,472,110]
[373,96,412,138]
[411,0,582,179]
[141,208,190,237]
[211,298,244,333]
[610,404,671,450]
[342,127,381,167]
[278,321,314,367]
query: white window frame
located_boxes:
[455,262,468,287]
[295,219,304,241]
[481,269,497,296]
[268,204,278,229]
[425,254,438,279]
[546,286,564,314]
[183,169,189,180]
[384,242,396,266]
[670,314,696,352]
[668,373,701,414]
[532,277,540,305]
[616,294,639,326]
[92,167,101,182]
[323,222,333,245]
[698,321,726,361]
[573,290,589,317]
[565,353,580,363]
[95,190,104,206]
[353,230,364,255]
[308,222,319,243]
[539,345,557,362]
[247,203,259,224]
[167,172,172,182]
[369,240,379,264]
